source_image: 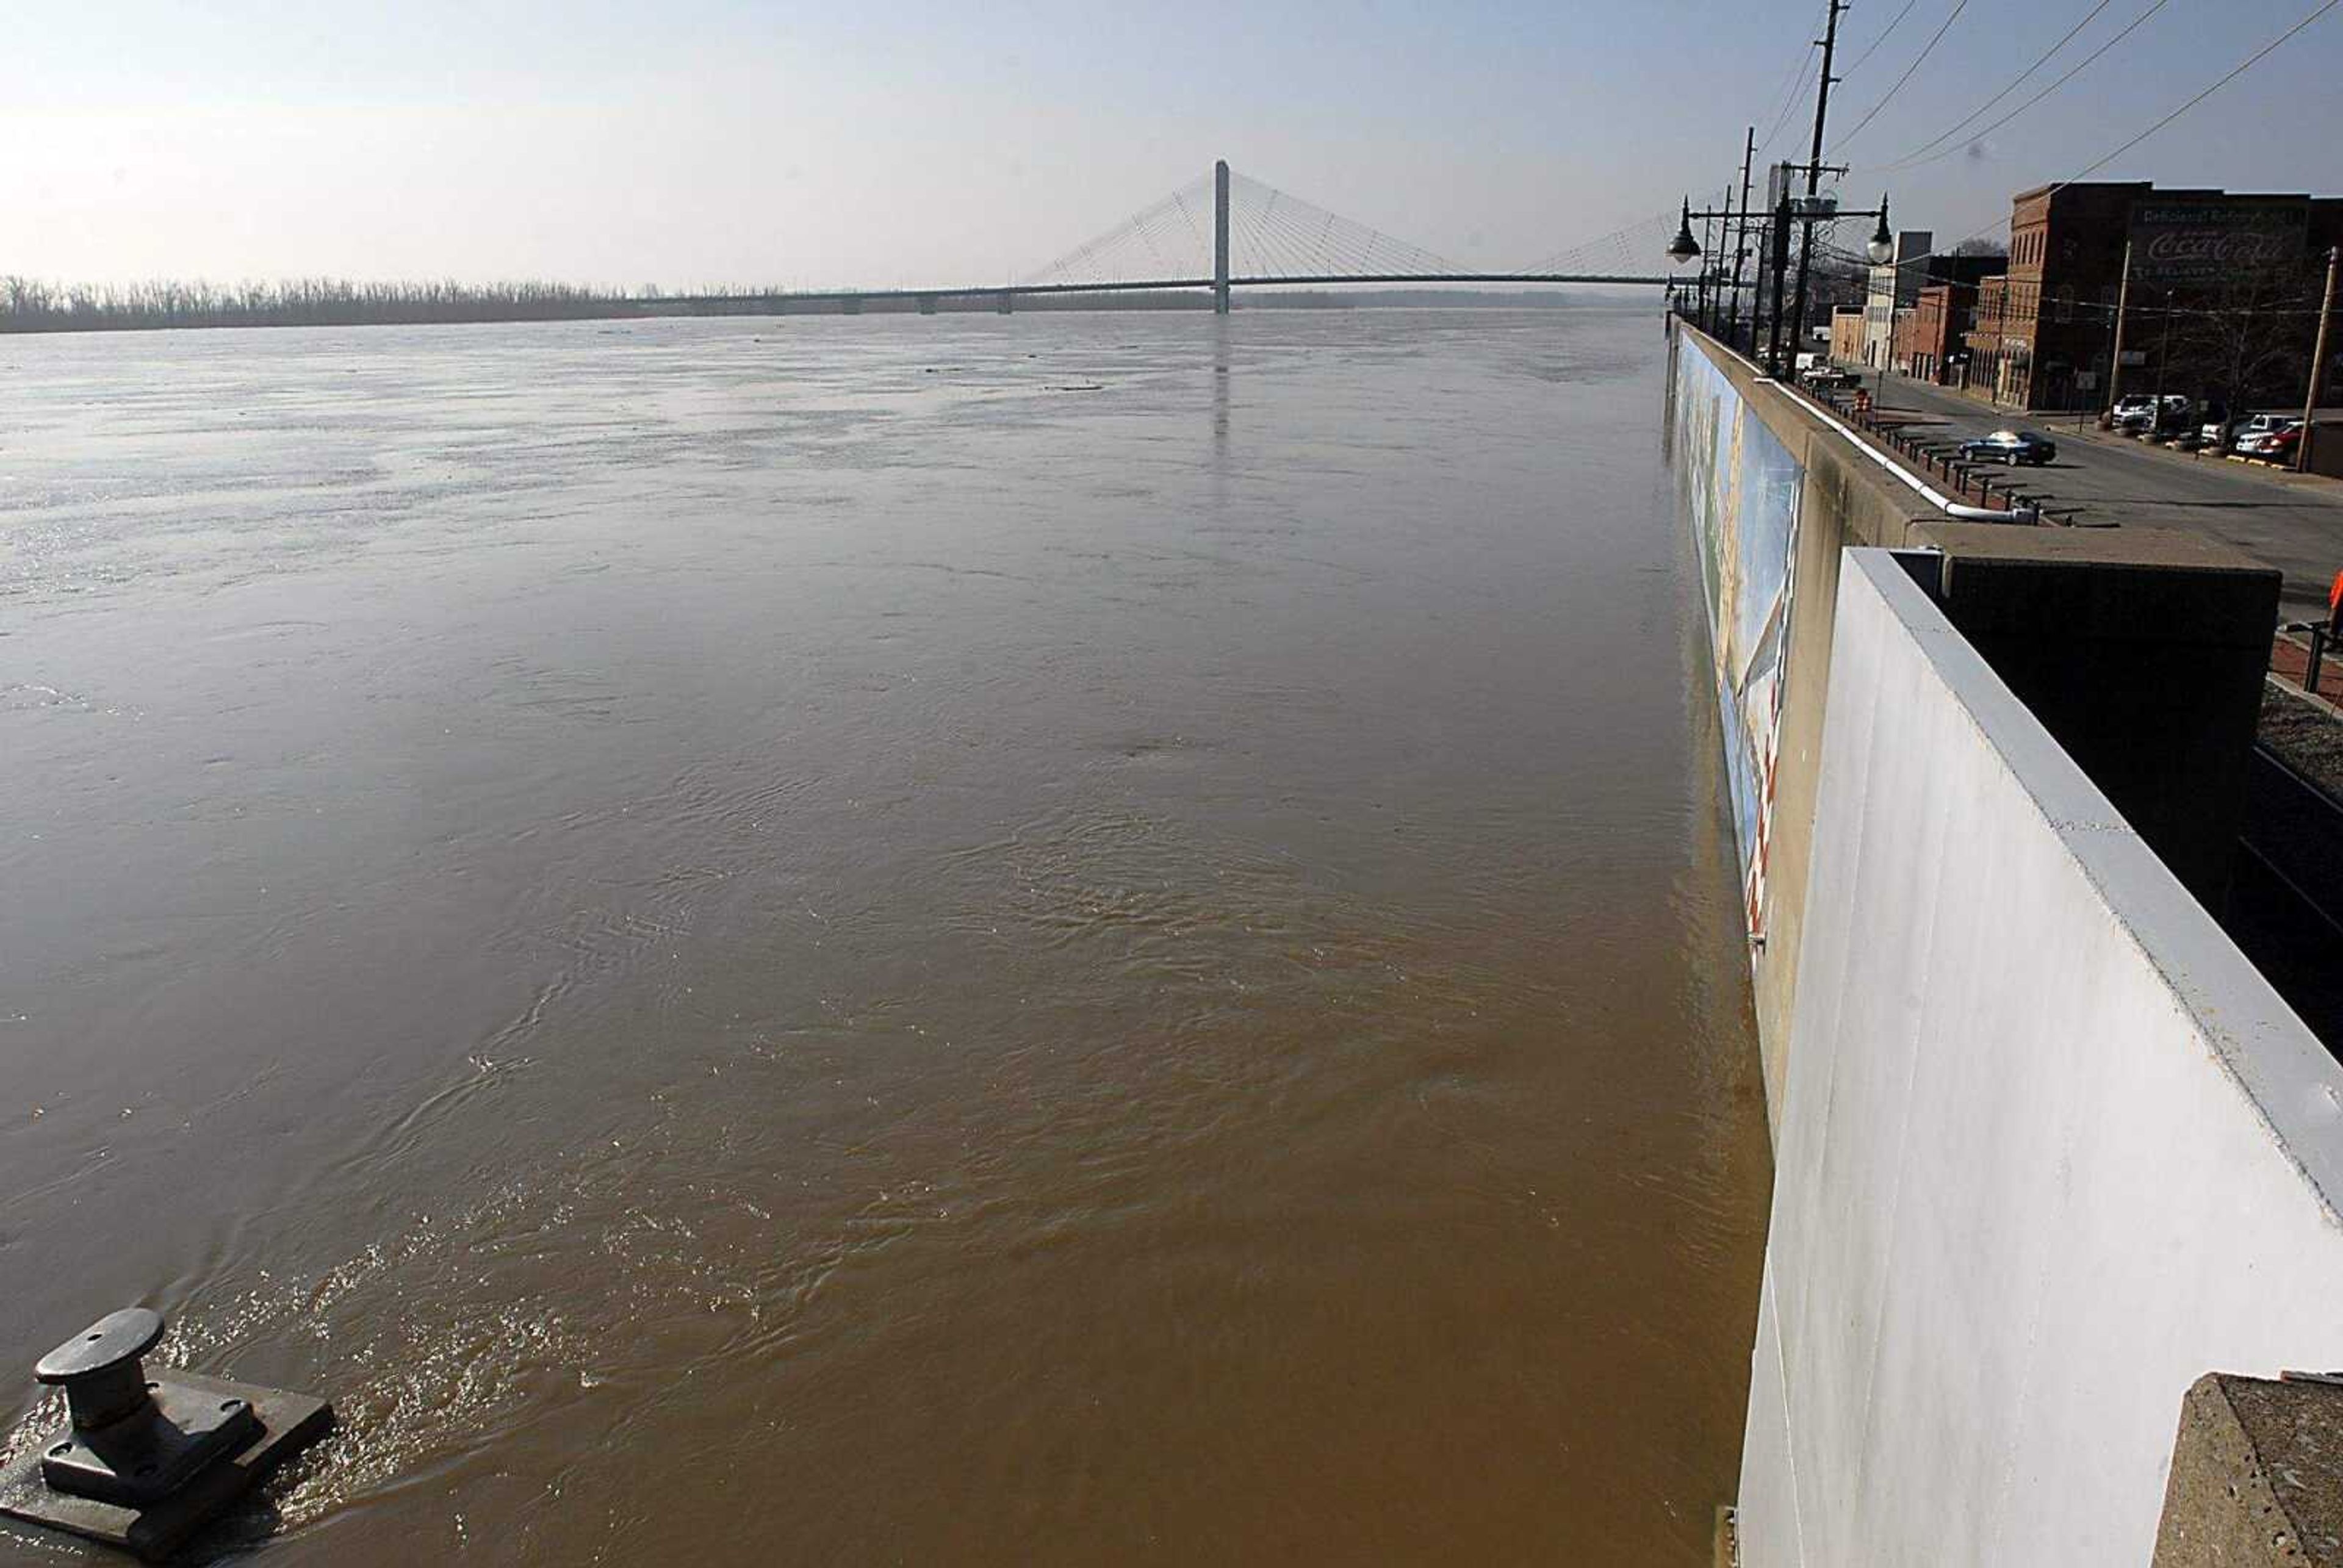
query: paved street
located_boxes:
[1865,370,2343,620]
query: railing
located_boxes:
[2283,622,2334,697]
[1805,379,2082,525]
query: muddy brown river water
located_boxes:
[0,304,1769,1564]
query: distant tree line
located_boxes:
[0,275,1642,332]
[0,276,742,333]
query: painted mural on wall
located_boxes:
[1671,335,1803,944]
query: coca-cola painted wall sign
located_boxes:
[2130,202,2307,283]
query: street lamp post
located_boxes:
[1666,201,1698,329]
[1667,200,1701,271]
[1671,197,1744,342]
[1671,189,1891,377]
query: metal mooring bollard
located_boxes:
[0,1307,331,1563]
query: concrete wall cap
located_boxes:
[1914,521,2283,576]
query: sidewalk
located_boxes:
[2272,630,2343,709]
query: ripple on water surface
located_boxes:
[0,306,1769,1566]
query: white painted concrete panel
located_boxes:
[1737,1253,1802,1566]
[1741,552,2343,1567]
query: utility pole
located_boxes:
[1727,126,1756,351]
[1765,172,1793,375]
[1708,196,1724,330]
[1786,0,1848,376]
[2303,245,2339,475]
[2103,239,2134,423]
[1715,195,1733,330]
[1705,194,1724,337]
[1697,205,1713,328]
[2154,288,2174,410]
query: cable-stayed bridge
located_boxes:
[671,162,1673,314]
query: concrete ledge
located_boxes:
[2153,1373,2343,1566]
[1912,519,2278,578]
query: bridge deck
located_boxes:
[662,273,1668,309]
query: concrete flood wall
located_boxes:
[1737,553,2343,1566]
[1669,324,2343,1561]
[1668,326,1940,1117]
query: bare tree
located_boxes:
[2167,257,2327,419]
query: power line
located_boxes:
[1873,0,2176,171]
[1755,1,1834,154]
[1755,50,1818,153]
[2057,0,2341,186]
[1832,0,1974,153]
[1869,0,2120,169]
[1841,0,1924,75]
[1857,0,2343,275]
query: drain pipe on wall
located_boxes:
[1760,378,2037,524]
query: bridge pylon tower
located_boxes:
[1213,160,1231,315]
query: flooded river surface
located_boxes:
[1,305,1769,1564]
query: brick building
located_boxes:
[1886,253,2002,382]
[1961,182,2343,411]
[1896,284,1962,383]
[1830,306,1865,366]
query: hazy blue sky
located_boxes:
[7,0,2340,287]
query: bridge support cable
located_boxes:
[1022,163,1462,295]
[1021,173,1218,289]
[1517,207,1682,281]
[1223,171,1459,281]
[1016,163,1670,298]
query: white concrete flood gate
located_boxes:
[1735,551,2343,1566]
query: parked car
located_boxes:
[2115,394,2191,434]
[2199,412,2287,453]
[2235,414,2305,455]
[1959,429,2059,466]
[2239,421,2305,459]
[2259,426,2304,462]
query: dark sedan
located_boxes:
[1958,429,2058,466]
